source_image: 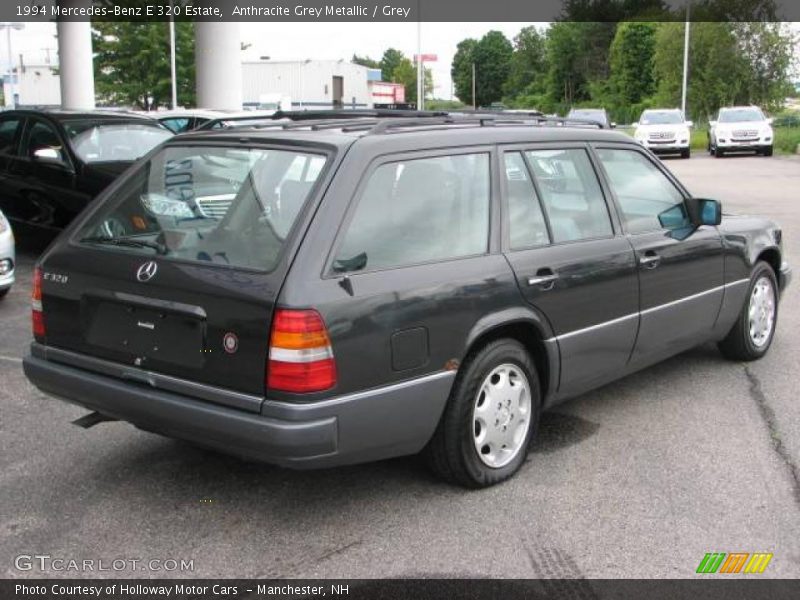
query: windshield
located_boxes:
[63,120,173,163]
[639,111,683,125]
[568,109,607,124]
[77,145,328,271]
[719,108,764,123]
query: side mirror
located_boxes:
[631,121,639,127]
[709,120,717,127]
[33,147,60,161]
[686,197,722,227]
[766,117,774,125]
[685,120,694,128]
[610,122,617,129]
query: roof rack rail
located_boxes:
[272,109,449,121]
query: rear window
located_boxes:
[76,145,328,271]
[63,119,173,163]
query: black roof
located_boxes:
[2,108,161,123]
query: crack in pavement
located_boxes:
[744,365,800,509]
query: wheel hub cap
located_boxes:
[748,276,775,348]
[472,364,532,468]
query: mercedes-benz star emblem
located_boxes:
[136,261,158,282]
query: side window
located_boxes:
[525,148,613,243]
[333,153,490,273]
[596,148,688,233]
[0,117,22,155]
[26,120,68,164]
[503,152,549,249]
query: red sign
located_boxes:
[414,54,438,63]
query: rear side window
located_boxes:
[525,149,612,243]
[0,117,22,154]
[333,153,490,273]
[504,152,549,249]
[77,145,327,271]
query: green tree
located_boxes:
[451,38,478,105]
[471,31,514,107]
[653,22,794,119]
[503,26,547,99]
[92,21,195,109]
[391,57,433,105]
[608,21,657,105]
[351,54,380,69]
[379,48,404,82]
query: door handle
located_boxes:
[639,253,661,269]
[527,274,558,289]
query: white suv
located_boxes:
[0,209,14,299]
[709,106,773,157]
[633,109,692,158]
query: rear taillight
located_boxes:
[32,267,45,340]
[267,309,337,393]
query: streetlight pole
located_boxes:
[681,2,691,117]
[416,20,422,110]
[169,12,177,109]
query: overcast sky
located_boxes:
[7,21,799,102]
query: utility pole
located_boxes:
[681,1,691,117]
[416,20,422,110]
[471,62,476,110]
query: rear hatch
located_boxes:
[37,141,332,404]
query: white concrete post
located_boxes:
[195,21,242,110]
[56,1,95,109]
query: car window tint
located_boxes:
[161,118,191,133]
[525,148,612,243]
[504,152,549,249]
[0,117,22,154]
[27,120,68,163]
[596,148,688,233]
[334,153,490,273]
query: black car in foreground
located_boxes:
[0,109,173,231]
[23,114,791,487]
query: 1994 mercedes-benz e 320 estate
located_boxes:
[23,111,791,487]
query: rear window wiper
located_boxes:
[79,235,167,255]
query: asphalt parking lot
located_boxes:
[1,153,799,580]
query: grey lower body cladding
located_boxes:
[23,343,454,468]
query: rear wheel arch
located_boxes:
[462,314,555,403]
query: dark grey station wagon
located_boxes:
[23,113,791,487]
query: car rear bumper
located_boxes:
[23,343,454,468]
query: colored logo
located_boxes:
[223,332,239,354]
[696,552,773,574]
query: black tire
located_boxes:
[681,148,691,159]
[718,262,778,361]
[763,146,773,157]
[0,287,8,299]
[714,145,725,158]
[425,339,541,488]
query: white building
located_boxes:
[242,60,372,109]
[3,63,61,107]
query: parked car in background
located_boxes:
[154,109,228,133]
[0,209,14,298]
[633,109,692,158]
[23,112,791,488]
[708,106,774,157]
[567,108,615,128]
[0,110,173,231]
